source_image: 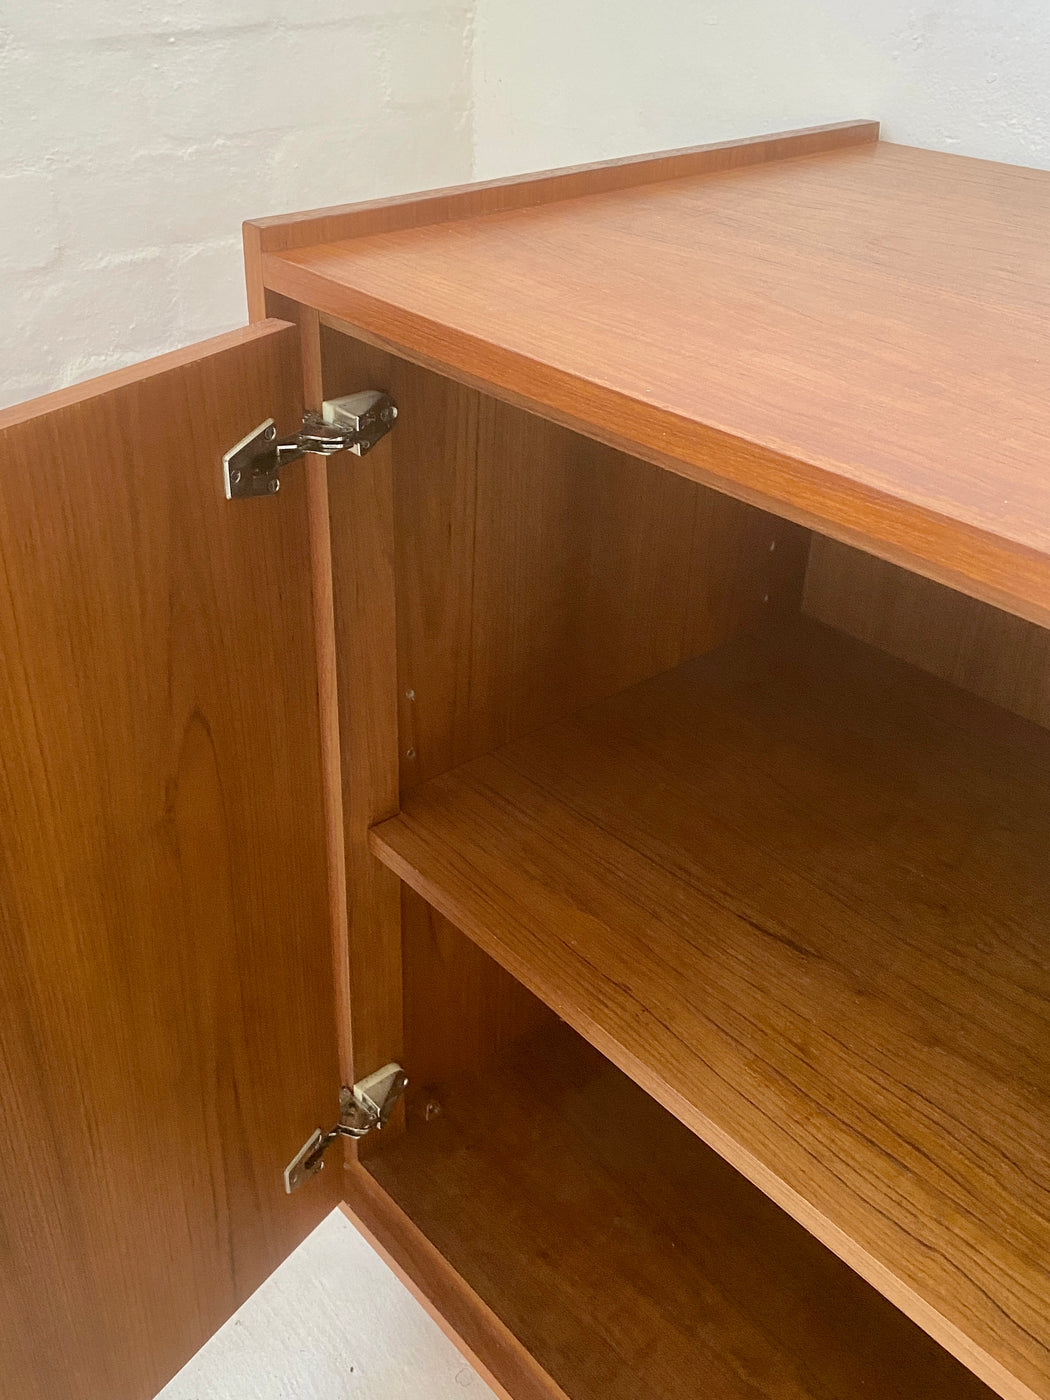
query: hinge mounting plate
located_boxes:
[223,390,397,500]
[283,1062,408,1194]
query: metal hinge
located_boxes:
[283,1062,408,1194]
[223,390,398,499]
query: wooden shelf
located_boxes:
[370,1019,994,1400]
[371,618,1050,1400]
[258,131,1050,628]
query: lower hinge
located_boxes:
[223,390,398,500]
[283,1062,408,1194]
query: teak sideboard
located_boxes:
[2,119,1049,1400]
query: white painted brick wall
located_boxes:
[0,0,473,408]
[473,1,1050,179]
[5,1,1050,411]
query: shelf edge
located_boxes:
[263,271,1050,631]
[368,815,1045,1400]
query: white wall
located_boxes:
[0,0,472,408]
[4,0,1050,409]
[472,0,1050,177]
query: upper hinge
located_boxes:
[223,390,398,500]
[283,1062,408,1194]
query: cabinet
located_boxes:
[2,118,1048,1400]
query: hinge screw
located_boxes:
[269,478,281,494]
[264,424,276,441]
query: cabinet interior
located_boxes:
[372,943,995,1400]
[322,325,1050,1400]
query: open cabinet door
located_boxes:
[0,321,342,1400]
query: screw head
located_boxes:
[269,477,281,494]
[405,689,415,701]
[264,424,276,441]
[229,469,242,486]
[405,747,416,760]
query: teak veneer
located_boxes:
[3,120,1050,1400]
[259,132,1050,629]
[370,1018,997,1400]
[371,618,1050,1400]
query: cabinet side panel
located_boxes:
[804,536,1050,730]
[316,328,404,1133]
[323,325,808,791]
[321,325,809,1085]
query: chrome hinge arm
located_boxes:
[223,391,398,500]
[283,1063,408,1194]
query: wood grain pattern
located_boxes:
[320,325,807,790]
[0,323,342,1400]
[371,618,1050,1400]
[246,121,877,254]
[341,1171,570,1400]
[458,393,807,763]
[242,218,267,322]
[378,346,481,790]
[371,1020,995,1400]
[287,301,360,1099]
[319,325,803,1095]
[402,889,555,1090]
[316,333,404,1137]
[264,141,1050,628]
[804,535,1050,730]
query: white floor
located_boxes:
[157,1209,498,1400]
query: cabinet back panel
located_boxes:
[458,394,810,769]
[321,325,809,788]
[805,536,1050,730]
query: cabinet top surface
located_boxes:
[267,138,1050,621]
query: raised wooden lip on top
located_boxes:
[246,117,1050,632]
